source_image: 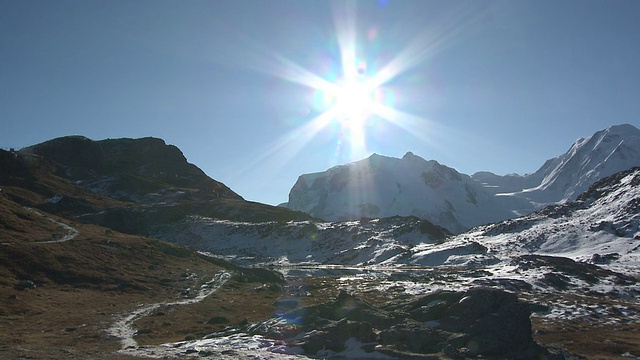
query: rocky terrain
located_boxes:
[1,135,639,359]
[249,288,565,359]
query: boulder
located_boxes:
[301,318,376,354]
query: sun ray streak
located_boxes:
[332,0,359,81]
[370,6,483,89]
[370,103,442,145]
[268,53,339,93]
[369,33,446,89]
[232,110,338,177]
[225,35,338,93]
[213,2,484,181]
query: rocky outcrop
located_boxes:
[253,288,564,359]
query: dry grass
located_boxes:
[533,318,640,359]
[0,285,150,359]
[0,183,291,359]
[132,278,284,346]
[528,292,640,359]
[0,201,231,359]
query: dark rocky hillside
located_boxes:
[21,136,241,200]
[1,137,312,237]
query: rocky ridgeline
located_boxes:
[249,288,565,359]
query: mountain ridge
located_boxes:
[1,136,312,237]
[475,123,640,200]
[286,124,640,233]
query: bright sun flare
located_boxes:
[331,77,376,127]
[234,1,457,166]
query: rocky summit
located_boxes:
[22,136,242,201]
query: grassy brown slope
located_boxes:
[131,278,284,346]
[533,318,640,360]
[0,197,281,359]
[0,193,62,244]
[529,291,640,360]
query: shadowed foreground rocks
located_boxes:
[253,287,565,359]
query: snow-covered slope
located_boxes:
[154,166,640,274]
[287,124,640,232]
[413,166,640,271]
[285,152,520,233]
[152,167,640,271]
[152,216,451,266]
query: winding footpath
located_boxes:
[24,207,80,244]
[108,271,232,350]
[107,270,303,359]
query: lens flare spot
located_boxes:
[357,61,367,75]
[367,27,378,41]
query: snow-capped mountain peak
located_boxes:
[500,123,640,203]
[286,151,512,233]
[287,124,640,233]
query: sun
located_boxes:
[335,79,374,123]
[306,66,384,152]
[330,75,377,128]
[227,1,460,166]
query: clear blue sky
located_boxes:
[2,0,639,205]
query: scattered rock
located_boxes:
[379,321,461,354]
[198,350,214,356]
[515,255,638,288]
[589,252,621,264]
[255,283,284,292]
[234,267,286,284]
[471,278,533,292]
[542,272,572,290]
[14,279,36,291]
[301,318,376,354]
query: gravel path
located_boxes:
[25,207,80,244]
